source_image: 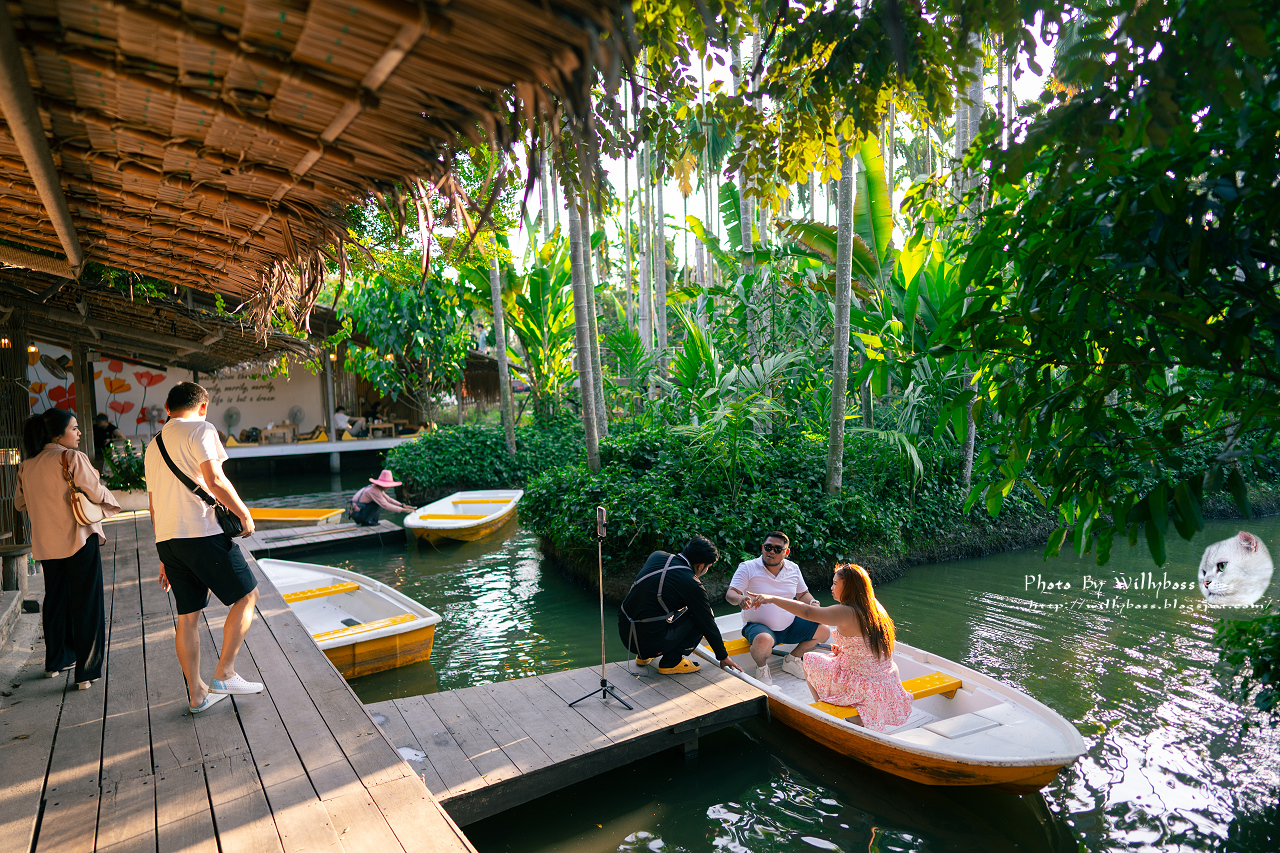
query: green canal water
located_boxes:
[238,474,1279,852]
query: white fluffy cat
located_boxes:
[1198,531,1274,606]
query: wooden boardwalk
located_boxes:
[367,661,766,825]
[240,520,406,558]
[0,515,472,853]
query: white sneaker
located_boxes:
[781,654,806,680]
[210,674,263,695]
[754,664,774,686]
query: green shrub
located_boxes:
[385,412,583,495]
[102,441,147,491]
[521,426,1052,584]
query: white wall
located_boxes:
[204,373,323,435]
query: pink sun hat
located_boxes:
[369,470,402,487]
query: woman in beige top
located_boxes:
[15,409,120,688]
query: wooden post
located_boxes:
[0,310,30,545]
[0,544,31,599]
[72,341,94,456]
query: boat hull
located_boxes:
[767,697,1067,793]
[408,501,519,543]
[323,622,437,679]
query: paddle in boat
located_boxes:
[248,507,345,530]
[404,489,522,544]
[257,558,441,679]
[693,611,1085,792]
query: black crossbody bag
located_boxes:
[155,433,244,538]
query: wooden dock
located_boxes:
[0,515,473,853]
[241,520,406,557]
[366,661,766,825]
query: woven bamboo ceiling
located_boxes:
[0,0,622,321]
[0,266,336,372]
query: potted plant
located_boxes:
[103,442,149,511]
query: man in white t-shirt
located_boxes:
[726,532,830,686]
[333,406,367,437]
[145,382,261,715]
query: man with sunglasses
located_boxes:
[726,532,830,686]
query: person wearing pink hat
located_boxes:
[348,469,414,526]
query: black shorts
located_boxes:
[157,534,258,615]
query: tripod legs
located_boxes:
[568,677,634,710]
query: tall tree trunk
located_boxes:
[456,379,465,425]
[582,194,609,437]
[567,200,600,472]
[654,153,667,370]
[957,38,983,488]
[540,140,552,245]
[623,90,634,331]
[490,255,516,455]
[825,152,855,495]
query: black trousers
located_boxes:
[42,537,106,682]
[618,615,703,668]
[349,500,381,526]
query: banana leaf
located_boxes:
[856,135,894,265]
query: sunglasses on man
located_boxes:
[762,543,785,553]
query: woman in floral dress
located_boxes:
[746,563,912,731]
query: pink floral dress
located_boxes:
[803,626,913,732]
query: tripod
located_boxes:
[568,506,633,710]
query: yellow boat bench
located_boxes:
[418,513,490,520]
[811,671,964,720]
[711,637,963,721]
[250,508,344,523]
[452,499,512,504]
[311,613,417,643]
[282,581,359,603]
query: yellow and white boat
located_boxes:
[694,611,1085,793]
[404,489,522,544]
[248,508,345,529]
[257,558,441,679]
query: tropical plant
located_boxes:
[501,242,578,418]
[342,271,472,424]
[102,441,147,492]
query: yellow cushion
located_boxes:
[298,430,328,443]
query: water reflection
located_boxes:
[240,478,1280,852]
[327,523,635,702]
[467,721,1079,853]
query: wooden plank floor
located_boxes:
[0,516,473,853]
[367,660,766,826]
[240,520,405,558]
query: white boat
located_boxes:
[257,558,442,679]
[403,489,522,544]
[693,611,1086,792]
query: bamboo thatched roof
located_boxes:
[0,0,624,326]
[1,266,325,372]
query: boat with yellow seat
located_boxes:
[693,611,1085,792]
[248,507,345,529]
[257,558,441,679]
[404,489,522,543]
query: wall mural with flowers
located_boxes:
[27,345,324,439]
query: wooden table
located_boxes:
[369,421,396,437]
[261,427,294,444]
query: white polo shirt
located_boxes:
[729,556,809,631]
[144,417,227,542]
